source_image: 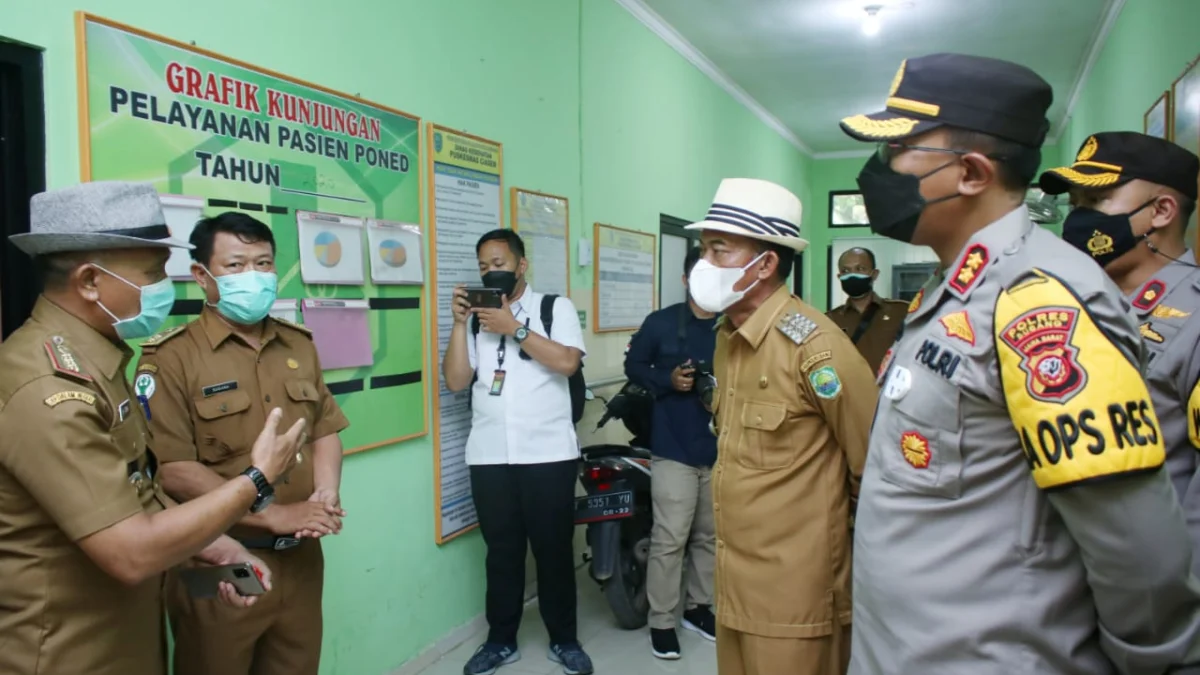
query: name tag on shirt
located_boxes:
[118,399,131,422]
[202,381,238,397]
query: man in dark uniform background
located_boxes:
[826,247,907,374]
[0,181,305,675]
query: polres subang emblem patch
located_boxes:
[999,306,1087,403]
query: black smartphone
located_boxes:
[464,287,503,309]
[178,563,266,599]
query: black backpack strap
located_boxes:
[677,303,689,352]
[541,294,557,338]
[849,304,880,344]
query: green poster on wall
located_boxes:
[77,13,427,452]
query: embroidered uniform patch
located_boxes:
[777,312,818,345]
[799,350,832,373]
[907,289,924,314]
[44,339,92,382]
[948,244,989,296]
[1133,280,1165,311]
[877,347,895,382]
[1087,230,1114,259]
[900,431,931,469]
[1151,305,1190,319]
[809,366,843,400]
[134,373,157,400]
[939,311,976,346]
[136,363,158,374]
[1140,322,1165,343]
[998,307,1086,403]
[44,390,96,407]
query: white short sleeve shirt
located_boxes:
[466,287,586,465]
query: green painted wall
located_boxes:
[0,1,808,673]
[1058,0,1200,163]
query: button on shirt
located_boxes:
[466,287,586,465]
[624,302,717,467]
[0,298,168,675]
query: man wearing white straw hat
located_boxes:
[0,181,306,675]
[686,178,877,675]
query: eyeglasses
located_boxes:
[875,142,1009,164]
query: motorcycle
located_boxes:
[574,382,655,630]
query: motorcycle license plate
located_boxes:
[574,491,634,524]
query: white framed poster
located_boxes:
[160,194,205,279]
[366,219,424,285]
[268,298,299,323]
[295,211,365,285]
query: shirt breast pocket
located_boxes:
[736,400,795,470]
[193,389,253,462]
[878,370,965,499]
[285,379,320,422]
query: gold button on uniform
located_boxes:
[759,376,769,388]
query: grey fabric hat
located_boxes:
[10,181,194,256]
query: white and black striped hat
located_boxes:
[685,178,807,252]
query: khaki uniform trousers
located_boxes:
[717,624,850,675]
[168,538,324,675]
[647,456,716,629]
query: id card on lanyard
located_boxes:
[489,317,529,396]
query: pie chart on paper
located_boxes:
[379,239,407,268]
[313,231,342,268]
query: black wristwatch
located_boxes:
[241,466,275,513]
[513,326,530,344]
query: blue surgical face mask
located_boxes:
[94,266,176,340]
[206,269,278,325]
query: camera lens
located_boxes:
[233,567,250,579]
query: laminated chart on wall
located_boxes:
[160,195,206,279]
[301,299,374,370]
[297,211,366,285]
[78,13,427,452]
[593,223,657,332]
[426,124,504,543]
[367,219,424,285]
[511,188,569,297]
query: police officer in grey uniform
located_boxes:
[1040,133,1200,552]
[840,53,1200,674]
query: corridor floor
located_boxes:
[417,567,718,675]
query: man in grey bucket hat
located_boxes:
[0,181,307,675]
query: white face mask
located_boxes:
[688,253,765,313]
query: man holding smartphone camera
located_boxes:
[625,246,719,660]
[0,182,306,675]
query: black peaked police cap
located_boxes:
[840,53,1053,148]
[1039,131,1200,201]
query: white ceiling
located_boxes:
[618,0,1124,157]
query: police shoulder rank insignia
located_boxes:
[900,430,931,469]
[948,244,990,297]
[44,390,97,407]
[907,289,924,314]
[776,312,817,345]
[140,325,186,350]
[809,365,842,400]
[1132,279,1165,311]
[134,373,157,400]
[1140,322,1165,343]
[1151,304,1190,319]
[939,311,976,346]
[44,337,92,383]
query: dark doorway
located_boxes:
[0,37,45,340]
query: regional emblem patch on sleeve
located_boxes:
[809,366,843,400]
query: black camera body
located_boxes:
[686,359,717,408]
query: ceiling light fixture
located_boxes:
[862,5,883,37]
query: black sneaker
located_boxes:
[650,628,682,660]
[682,606,717,642]
[463,643,520,675]
[548,642,594,675]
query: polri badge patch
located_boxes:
[134,373,156,400]
[809,366,843,400]
[1140,322,1165,344]
[900,431,931,469]
[907,289,924,314]
[939,311,976,346]
[999,306,1086,403]
[1133,279,1166,311]
[1151,304,1190,319]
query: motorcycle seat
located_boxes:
[581,444,653,461]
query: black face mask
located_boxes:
[1061,198,1156,268]
[856,153,962,243]
[839,274,874,299]
[481,270,519,298]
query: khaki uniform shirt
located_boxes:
[0,298,167,675]
[852,207,1200,675]
[711,285,877,639]
[136,309,348,536]
[827,295,908,375]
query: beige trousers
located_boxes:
[647,456,716,629]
